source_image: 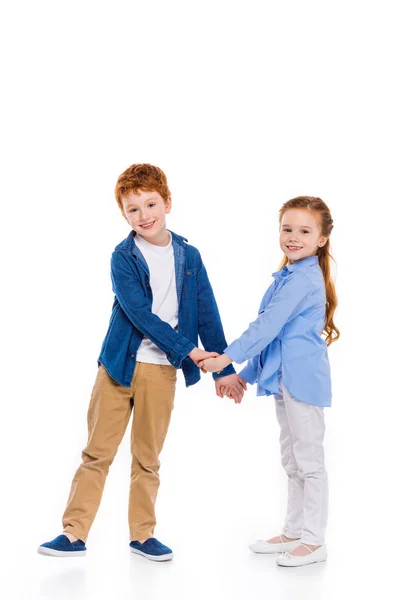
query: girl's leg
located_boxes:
[248,390,302,554]
[281,383,328,548]
[275,394,304,540]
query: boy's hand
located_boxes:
[188,348,220,366]
[215,375,247,404]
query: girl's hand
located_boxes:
[198,353,233,373]
[199,357,223,373]
[215,375,247,403]
[188,348,220,366]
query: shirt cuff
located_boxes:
[167,339,196,369]
[239,364,258,385]
[224,340,249,364]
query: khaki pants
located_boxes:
[62,362,176,542]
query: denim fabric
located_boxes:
[98,230,235,387]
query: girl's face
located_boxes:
[279,208,327,263]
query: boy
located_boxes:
[38,164,246,561]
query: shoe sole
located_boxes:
[277,556,327,567]
[37,547,86,557]
[250,548,297,554]
[129,547,173,562]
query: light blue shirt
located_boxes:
[225,255,331,407]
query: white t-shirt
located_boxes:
[135,233,178,365]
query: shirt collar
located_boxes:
[272,255,319,279]
[129,229,188,252]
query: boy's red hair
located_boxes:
[115,164,171,213]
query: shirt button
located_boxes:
[186,271,191,275]
[131,354,135,358]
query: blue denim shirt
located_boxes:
[225,256,331,407]
[98,230,235,387]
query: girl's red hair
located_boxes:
[278,196,340,345]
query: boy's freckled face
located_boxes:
[121,190,171,245]
[279,208,327,263]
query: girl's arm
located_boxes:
[224,273,312,365]
[199,353,232,373]
[239,354,260,384]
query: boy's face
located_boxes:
[279,208,327,263]
[121,190,171,246]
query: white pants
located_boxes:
[275,382,328,545]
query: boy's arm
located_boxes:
[111,250,195,368]
[196,254,235,380]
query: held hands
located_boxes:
[198,353,232,374]
[190,349,247,404]
[215,375,248,404]
[188,347,220,366]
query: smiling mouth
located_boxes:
[286,246,302,251]
[140,221,155,230]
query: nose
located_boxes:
[288,233,299,242]
[140,209,150,222]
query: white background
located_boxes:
[1,1,399,598]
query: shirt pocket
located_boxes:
[182,268,198,299]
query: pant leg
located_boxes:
[62,365,133,542]
[129,363,176,541]
[275,392,304,539]
[281,383,328,546]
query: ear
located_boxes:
[165,196,172,214]
[318,236,328,247]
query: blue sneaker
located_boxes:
[129,538,173,561]
[38,534,87,557]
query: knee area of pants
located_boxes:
[82,451,115,467]
[281,457,297,474]
[285,468,298,478]
[132,457,160,472]
[297,467,327,479]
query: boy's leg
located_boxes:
[62,365,133,542]
[128,363,176,542]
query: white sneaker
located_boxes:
[276,543,327,567]
[249,535,301,554]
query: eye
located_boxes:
[130,208,138,213]
[282,228,291,232]
[148,203,156,208]
[301,230,310,234]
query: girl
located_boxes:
[199,196,339,567]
